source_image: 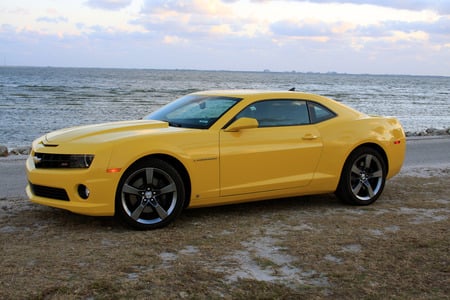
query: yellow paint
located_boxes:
[26,90,406,215]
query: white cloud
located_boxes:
[0,0,449,75]
[84,0,134,10]
[163,35,188,44]
[36,16,68,23]
[301,0,450,14]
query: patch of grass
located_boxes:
[230,279,321,299]
[0,173,449,299]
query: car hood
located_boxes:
[43,120,170,145]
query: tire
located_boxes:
[336,147,386,205]
[115,158,185,230]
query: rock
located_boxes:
[436,129,447,135]
[10,147,31,156]
[406,127,450,137]
[0,145,8,157]
[424,128,446,135]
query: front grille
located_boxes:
[29,182,69,201]
[34,153,94,169]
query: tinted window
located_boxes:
[307,102,336,123]
[236,100,310,127]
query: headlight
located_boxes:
[34,153,95,169]
[68,154,95,168]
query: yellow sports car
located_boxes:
[26,90,406,229]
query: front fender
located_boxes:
[107,131,221,203]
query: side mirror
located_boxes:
[224,117,259,132]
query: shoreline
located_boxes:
[1,128,449,158]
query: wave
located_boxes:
[19,85,68,92]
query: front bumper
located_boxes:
[26,154,121,216]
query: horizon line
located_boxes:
[0,64,448,78]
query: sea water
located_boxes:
[0,67,449,149]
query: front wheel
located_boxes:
[115,158,185,230]
[336,147,386,205]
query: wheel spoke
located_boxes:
[351,165,361,175]
[362,180,375,197]
[364,154,373,168]
[352,181,363,195]
[131,201,147,220]
[149,199,168,220]
[145,168,154,185]
[370,170,383,179]
[122,183,142,196]
[158,182,176,195]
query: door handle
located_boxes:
[302,134,319,140]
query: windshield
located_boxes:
[145,94,241,129]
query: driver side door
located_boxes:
[219,99,323,197]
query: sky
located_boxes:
[1,0,450,76]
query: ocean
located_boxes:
[0,66,449,149]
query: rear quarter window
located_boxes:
[308,102,336,123]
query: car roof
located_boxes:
[193,89,323,99]
[194,89,364,123]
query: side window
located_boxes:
[236,99,310,127]
[308,102,336,123]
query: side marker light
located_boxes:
[107,168,122,173]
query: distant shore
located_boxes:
[1,127,449,158]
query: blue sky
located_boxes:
[1,0,449,75]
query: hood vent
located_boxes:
[42,135,58,147]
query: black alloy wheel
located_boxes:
[116,158,185,229]
[336,147,386,205]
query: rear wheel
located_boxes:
[115,158,185,229]
[336,147,386,205]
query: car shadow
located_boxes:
[19,193,343,231]
[179,193,342,222]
